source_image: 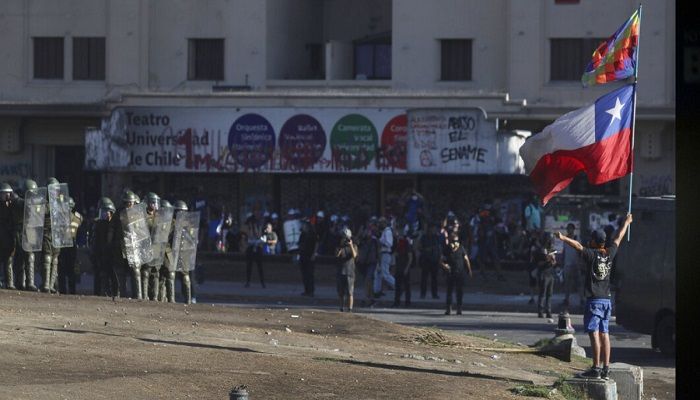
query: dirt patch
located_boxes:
[0,289,588,399]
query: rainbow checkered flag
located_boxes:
[581,8,640,87]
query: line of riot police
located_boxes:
[1,179,200,304]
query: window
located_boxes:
[569,173,620,196]
[550,38,605,81]
[33,37,64,79]
[307,43,323,78]
[354,34,391,80]
[440,39,472,81]
[188,39,224,81]
[73,37,105,80]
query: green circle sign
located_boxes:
[330,114,378,170]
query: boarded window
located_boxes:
[188,39,224,81]
[73,37,106,80]
[440,39,472,81]
[33,37,64,79]
[550,38,606,81]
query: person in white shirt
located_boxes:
[373,217,395,297]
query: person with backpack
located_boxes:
[556,213,633,380]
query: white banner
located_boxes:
[85,106,527,175]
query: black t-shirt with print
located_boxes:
[581,244,618,299]
[443,245,468,275]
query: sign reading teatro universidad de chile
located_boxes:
[85,107,526,174]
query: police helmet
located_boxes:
[173,200,188,211]
[122,190,138,204]
[146,192,160,204]
[47,177,59,186]
[24,179,38,192]
[161,199,173,209]
[0,182,12,193]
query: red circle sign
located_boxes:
[380,114,408,170]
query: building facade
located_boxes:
[0,0,675,229]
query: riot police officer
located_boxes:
[158,199,173,302]
[57,197,83,294]
[143,192,162,300]
[16,179,40,291]
[111,190,142,298]
[1,182,16,289]
[171,200,193,304]
[41,177,63,293]
[90,197,117,296]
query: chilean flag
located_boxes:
[519,84,634,205]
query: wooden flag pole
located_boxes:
[627,4,642,241]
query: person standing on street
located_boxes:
[335,227,357,312]
[1,183,17,289]
[556,213,633,380]
[373,217,396,298]
[391,227,414,308]
[418,222,442,299]
[91,197,117,297]
[57,197,82,294]
[297,220,318,297]
[536,233,557,318]
[242,212,265,288]
[440,233,472,315]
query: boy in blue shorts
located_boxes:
[555,213,633,380]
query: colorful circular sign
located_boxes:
[330,114,378,170]
[380,114,407,170]
[278,114,326,170]
[228,113,275,169]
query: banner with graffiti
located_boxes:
[85,107,409,174]
[85,106,526,175]
[408,108,502,174]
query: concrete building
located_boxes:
[0,0,675,231]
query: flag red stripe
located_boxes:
[529,128,632,205]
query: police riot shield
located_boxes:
[47,183,73,248]
[22,187,48,252]
[283,219,302,252]
[120,202,154,268]
[172,211,200,272]
[149,206,174,266]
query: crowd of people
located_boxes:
[1,179,199,304]
[3,180,625,320]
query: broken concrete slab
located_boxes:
[564,377,618,400]
[609,362,643,400]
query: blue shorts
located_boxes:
[583,298,612,333]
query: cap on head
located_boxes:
[288,208,295,216]
[271,212,278,219]
[0,182,12,193]
[330,214,338,222]
[591,229,607,245]
[173,200,188,211]
[316,210,325,218]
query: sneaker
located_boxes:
[601,366,610,380]
[445,306,452,315]
[456,308,463,315]
[579,366,602,379]
[546,312,552,319]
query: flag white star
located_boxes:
[605,97,625,125]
